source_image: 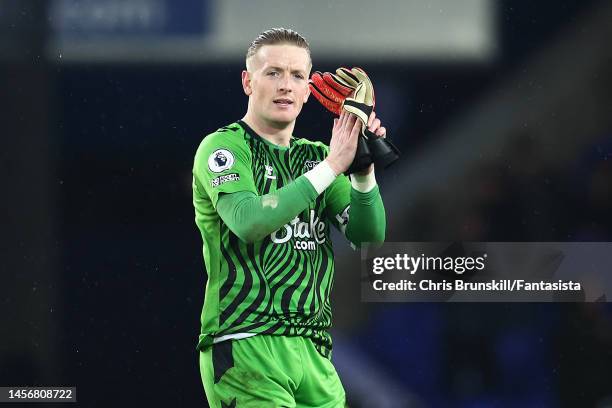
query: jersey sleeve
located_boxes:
[193,131,257,208]
[325,172,386,246]
[324,173,352,234]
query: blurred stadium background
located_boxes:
[1,0,612,406]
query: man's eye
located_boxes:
[294,74,304,79]
[268,71,279,77]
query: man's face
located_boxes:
[242,44,311,128]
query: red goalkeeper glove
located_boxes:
[309,67,399,172]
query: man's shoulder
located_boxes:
[195,122,250,155]
[199,122,246,146]
[194,122,252,170]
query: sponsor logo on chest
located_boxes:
[270,209,326,251]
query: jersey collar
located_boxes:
[237,120,294,151]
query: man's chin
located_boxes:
[267,114,297,129]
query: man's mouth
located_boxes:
[273,98,293,106]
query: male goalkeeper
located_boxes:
[192,27,387,408]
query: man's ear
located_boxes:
[303,84,311,103]
[241,70,252,96]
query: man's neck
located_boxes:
[241,114,294,147]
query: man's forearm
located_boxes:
[346,173,386,245]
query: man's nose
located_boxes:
[278,74,292,92]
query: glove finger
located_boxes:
[330,73,355,93]
[308,82,342,115]
[351,67,376,108]
[311,72,346,104]
[322,72,354,96]
[335,67,360,88]
[351,67,371,82]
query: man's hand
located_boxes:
[367,110,386,139]
[311,66,399,172]
[325,111,362,175]
[356,111,387,175]
[336,68,399,171]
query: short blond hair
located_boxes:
[246,27,311,69]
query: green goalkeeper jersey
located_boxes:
[192,121,352,359]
